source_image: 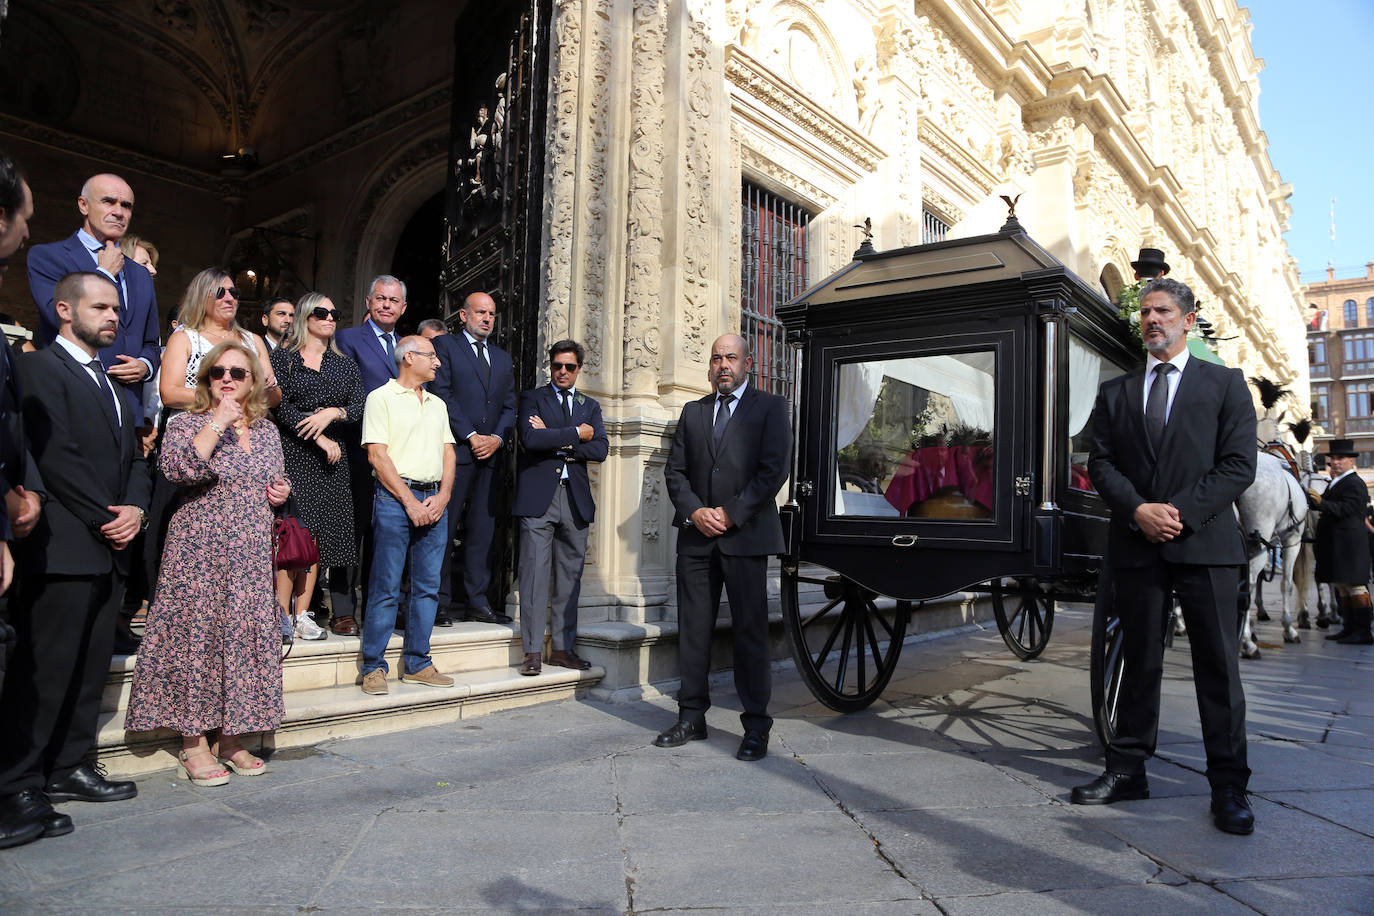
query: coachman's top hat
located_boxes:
[1131,247,1170,277]
[1325,438,1359,457]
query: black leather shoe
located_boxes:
[653,720,708,747]
[112,628,142,656]
[0,791,45,850]
[1070,771,1149,805]
[547,650,592,671]
[467,607,513,625]
[0,789,72,840]
[1211,786,1255,835]
[735,730,769,762]
[46,763,137,803]
[434,609,454,627]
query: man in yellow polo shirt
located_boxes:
[358,335,457,695]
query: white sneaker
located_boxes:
[294,613,328,641]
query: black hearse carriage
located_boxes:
[776,213,1142,741]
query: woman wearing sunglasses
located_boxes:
[126,341,290,784]
[269,292,367,639]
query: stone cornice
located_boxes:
[917,120,998,195]
[724,46,884,173]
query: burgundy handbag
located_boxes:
[273,498,319,571]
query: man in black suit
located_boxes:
[657,334,791,762]
[513,339,608,676]
[430,291,517,624]
[0,272,150,848]
[26,174,161,425]
[1308,438,1373,645]
[1074,277,1257,835]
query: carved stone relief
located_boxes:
[543,0,581,365]
[640,468,662,542]
[623,0,667,393]
[680,19,714,362]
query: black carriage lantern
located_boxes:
[775,218,1143,714]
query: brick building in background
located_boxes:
[1307,262,1374,482]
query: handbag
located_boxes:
[273,496,319,572]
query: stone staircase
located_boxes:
[96,621,603,777]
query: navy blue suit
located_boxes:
[26,232,161,424]
[429,331,517,612]
[513,385,607,524]
[334,320,398,397]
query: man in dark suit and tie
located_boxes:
[430,291,517,624]
[26,174,161,425]
[334,275,408,632]
[0,272,150,848]
[513,339,608,676]
[657,334,791,762]
[1074,277,1258,835]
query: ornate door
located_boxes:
[439,0,550,610]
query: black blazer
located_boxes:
[430,332,517,465]
[512,385,608,524]
[14,345,150,576]
[1313,471,1371,584]
[1088,357,1256,567]
[665,385,791,557]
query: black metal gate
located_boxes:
[439,0,551,611]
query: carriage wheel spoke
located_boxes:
[813,605,848,670]
[862,606,885,684]
[801,596,842,630]
[833,605,856,694]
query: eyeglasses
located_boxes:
[208,365,249,382]
[309,307,340,321]
[551,361,581,372]
[214,286,240,301]
[409,350,439,362]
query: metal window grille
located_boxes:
[922,209,950,245]
[741,182,809,398]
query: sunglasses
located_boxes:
[310,306,341,321]
[214,286,240,301]
[208,365,250,382]
[551,361,581,372]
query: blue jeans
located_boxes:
[361,483,449,676]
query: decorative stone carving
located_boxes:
[622,0,667,393]
[578,0,612,371]
[640,469,661,541]
[920,185,965,228]
[152,0,197,34]
[240,0,289,37]
[543,0,581,364]
[680,19,714,361]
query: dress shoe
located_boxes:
[1070,771,1149,805]
[467,607,513,625]
[112,628,142,656]
[434,608,454,627]
[547,650,591,671]
[46,762,137,803]
[330,615,359,636]
[1211,785,1255,835]
[654,719,708,747]
[519,653,541,676]
[735,730,769,762]
[0,813,42,849]
[0,789,72,840]
[400,665,455,688]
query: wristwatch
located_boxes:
[137,508,149,531]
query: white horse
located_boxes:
[1237,451,1307,658]
[1293,464,1336,629]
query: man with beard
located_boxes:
[0,272,149,848]
[260,297,294,351]
[656,334,790,762]
[1074,277,1257,835]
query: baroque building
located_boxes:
[1304,263,1374,481]
[0,0,1307,692]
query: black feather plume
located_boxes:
[1249,376,1289,411]
[1288,418,1313,444]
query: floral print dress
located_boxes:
[126,412,287,736]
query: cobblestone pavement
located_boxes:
[1,604,1370,914]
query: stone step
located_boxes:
[103,621,527,713]
[97,659,603,777]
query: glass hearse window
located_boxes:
[833,350,995,519]
[1067,334,1127,494]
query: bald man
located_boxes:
[27,173,161,425]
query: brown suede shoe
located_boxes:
[519,653,541,676]
[360,669,388,695]
[400,665,455,688]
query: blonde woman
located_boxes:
[126,341,290,784]
[269,292,366,638]
[118,234,159,279]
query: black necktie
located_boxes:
[561,389,573,421]
[381,332,395,359]
[474,341,490,386]
[89,358,119,425]
[713,393,735,448]
[1146,363,1174,453]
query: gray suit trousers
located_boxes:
[518,484,589,653]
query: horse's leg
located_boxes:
[1240,554,1262,659]
[1282,537,1301,643]
[1295,543,1314,629]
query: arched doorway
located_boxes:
[390,190,445,331]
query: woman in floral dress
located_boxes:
[126,341,291,785]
